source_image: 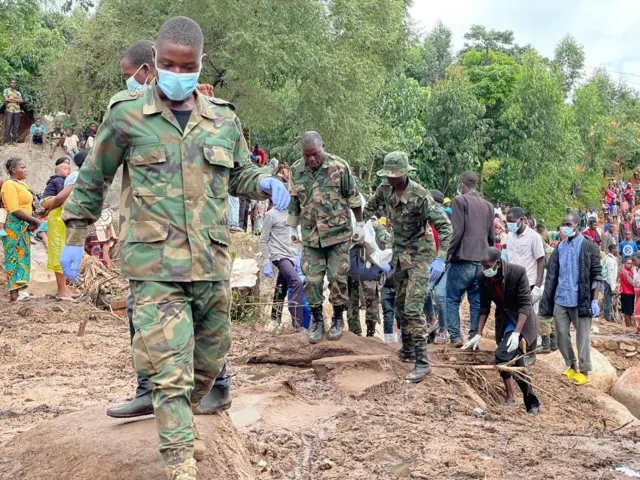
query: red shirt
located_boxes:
[583,228,601,246]
[253,148,267,167]
[606,189,616,204]
[621,266,635,295]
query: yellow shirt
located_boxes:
[1,179,33,215]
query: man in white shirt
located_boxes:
[506,206,546,357]
[602,243,619,322]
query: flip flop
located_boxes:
[503,400,520,407]
[570,373,590,385]
[562,368,576,380]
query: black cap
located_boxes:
[73,150,89,168]
[430,189,444,204]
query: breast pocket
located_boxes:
[129,139,168,198]
[203,146,233,198]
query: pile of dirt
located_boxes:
[0,405,254,480]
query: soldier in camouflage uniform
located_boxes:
[364,152,452,383]
[288,131,364,344]
[347,217,392,336]
[61,17,289,480]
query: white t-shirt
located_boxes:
[506,226,545,287]
[64,135,79,150]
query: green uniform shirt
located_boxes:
[287,153,361,248]
[62,82,270,282]
[363,178,452,270]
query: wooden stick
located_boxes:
[430,363,526,372]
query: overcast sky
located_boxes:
[410,0,640,88]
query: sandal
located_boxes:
[562,368,576,380]
[503,400,519,407]
[570,373,590,385]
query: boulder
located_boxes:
[0,405,255,480]
[536,348,617,393]
[611,366,640,420]
[591,390,640,428]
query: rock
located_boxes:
[591,389,640,428]
[536,348,617,393]
[591,338,604,349]
[319,459,335,471]
[603,340,619,351]
[611,366,640,420]
[0,405,255,480]
[312,355,401,397]
[617,350,630,357]
[620,343,637,352]
[626,351,638,357]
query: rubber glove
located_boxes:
[263,264,274,278]
[290,226,300,243]
[531,285,543,304]
[591,300,600,317]
[382,264,391,274]
[506,332,521,353]
[259,177,290,211]
[429,258,445,284]
[462,334,482,350]
[61,245,84,281]
[352,221,365,244]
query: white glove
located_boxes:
[531,286,543,304]
[462,334,482,350]
[506,332,521,353]
[352,221,365,244]
[290,226,300,243]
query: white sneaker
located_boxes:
[17,290,30,301]
[384,333,395,344]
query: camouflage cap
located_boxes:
[377,151,416,178]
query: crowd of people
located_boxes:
[0,14,633,480]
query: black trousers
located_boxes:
[495,334,540,410]
[238,198,251,232]
[4,112,20,143]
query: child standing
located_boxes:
[612,202,620,222]
[621,256,635,328]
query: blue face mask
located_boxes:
[126,64,149,91]
[562,226,576,238]
[507,222,518,233]
[155,58,201,101]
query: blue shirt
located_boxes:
[619,240,638,259]
[29,124,46,136]
[555,234,583,308]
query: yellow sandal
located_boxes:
[562,368,576,380]
[570,373,590,385]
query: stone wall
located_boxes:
[591,335,640,371]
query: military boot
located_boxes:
[106,393,153,418]
[366,321,376,337]
[193,422,205,461]
[327,305,345,341]
[550,333,558,352]
[194,384,231,415]
[405,346,431,383]
[539,335,551,354]
[308,306,325,344]
[396,330,416,363]
[165,458,197,480]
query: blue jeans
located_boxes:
[381,286,398,334]
[445,262,481,341]
[423,269,447,329]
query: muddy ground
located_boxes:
[1,233,640,479]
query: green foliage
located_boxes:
[462,25,515,64]
[406,19,452,86]
[553,34,585,96]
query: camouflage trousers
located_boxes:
[395,267,430,349]
[302,242,349,308]
[129,280,231,466]
[347,277,379,335]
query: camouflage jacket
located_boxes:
[371,217,392,251]
[287,153,361,248]
[62,82,270,282]
[363,178,451,271]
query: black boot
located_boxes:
[106,393,153,418]
[396,330,416,363]
[194,384,231,414]
[405,346,431,383]
[540,335,551,354]
[550,333,558,352]
[308,306,325,344]
[366,321,376,337]
[328,305,345,341]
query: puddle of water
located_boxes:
[616,466,640,478]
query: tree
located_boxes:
[406,19,452,86]
[416,67,489,194]
[463,25,515,64]
[553,34,585,96]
